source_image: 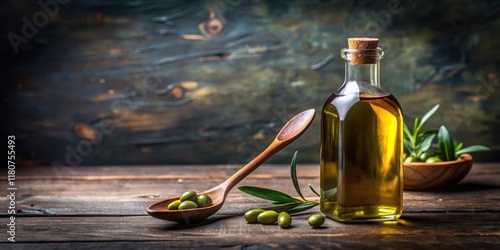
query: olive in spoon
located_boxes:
[146,109,315,223]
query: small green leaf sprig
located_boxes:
[238,151,319,214]
[437,125,490,161]
[404,104,491,162]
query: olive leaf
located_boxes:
[238,151,320,214]
[456,145,491,157]
[438,126,491,160]
[438,125,455,161]
[404,104,440,160]
[308,183,320,197]
[259,202,304,213]
[286,202,318,214]
[417,104,440,131]
[260,201,319,214]
[404,138,414,155]
[403,123,413,142]
[290,151,306,201]
[238,186,301,203]
[417,134,436,156]
[419,129,439,136]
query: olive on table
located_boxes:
[180,190,197,202]
[244,209,265,223]
[196,194,213,207]
[308,214,325,228]
[178,200,198,210]
[257,210,278,225]
[167,200,181,210]
[277,212,292,228]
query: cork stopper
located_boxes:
[347,38,379,65]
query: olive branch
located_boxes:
[238,151,319,214]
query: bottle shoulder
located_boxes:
[322,88,403,120]
[335,80,391,97]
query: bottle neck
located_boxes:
[337,47,386,96]
[345,61,380,87]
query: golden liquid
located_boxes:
[320,92,403,222]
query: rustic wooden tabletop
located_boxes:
[1,163,499,249]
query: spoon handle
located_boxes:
[221,139,287,192]
[221,109,315,193]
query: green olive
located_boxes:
[196,194,213,207]
[180,190,197,202]
[277,212,292,228]
[426,156,443,163]
[167,200,181,210]
[244,209,265,223]
[178,200,198,210]
[257,210,278,225]
[418,152,429,162]
[308,214,325,228]
[404,156,418,163]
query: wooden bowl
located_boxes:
[403,154,473,190]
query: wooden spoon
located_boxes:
[146,109,316,223]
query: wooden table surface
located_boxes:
[1,163,499,249]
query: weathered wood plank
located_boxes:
[1,213,499,244]
[4,189,499,217]
[3,236,500,250]
[1,164,499,216]
[7,163,500,179]
[11,164,321,180]
[0,164,498,248]
[0,165,498,216]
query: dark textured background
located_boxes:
[1,0,499,166]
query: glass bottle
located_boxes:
[320,38,403,222]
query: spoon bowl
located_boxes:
[146,109,315,223]
[147,186,225,223]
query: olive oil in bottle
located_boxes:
[320,38,403,222]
